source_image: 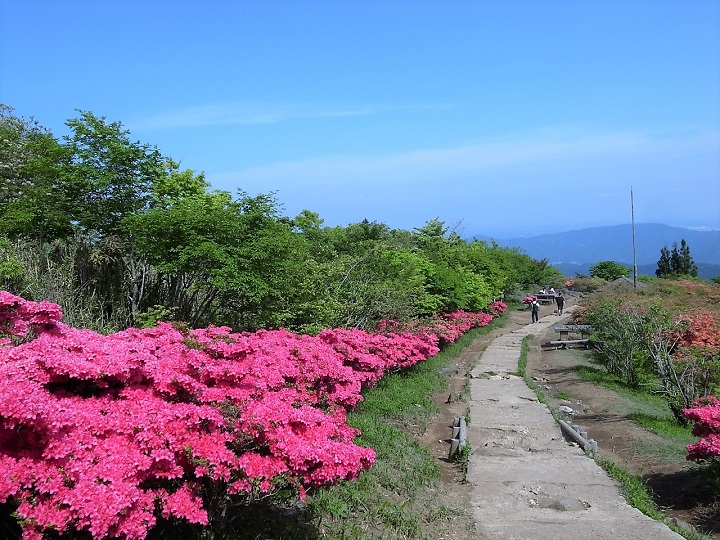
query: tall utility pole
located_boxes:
[631,187,638,288]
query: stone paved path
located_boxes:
[466,307,684,539]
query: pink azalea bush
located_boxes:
[0,292,502,540]
[685,396,720,463]
[490,301,507,316]
[681,312,720,463]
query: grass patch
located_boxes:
[629,413,694,439]
[517,335,549,408]
[575,364,628,389]
[554,390,572,400]
[598,457,665,519]
[627,412,696,467]
[516,335,531,377]
[597,458,710,540]
[576,365,675,419]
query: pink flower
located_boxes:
[0,290,499,540]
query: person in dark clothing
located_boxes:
[531,299,540,323]
[555,292,565,315]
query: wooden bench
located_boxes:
[554,325,593,340]
[535,293,557,305]
[548,339,591,349]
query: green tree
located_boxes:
[584,296,720,423]
[656,239,697,278]
[677,239,698,277]
[124,190,314,330]
[62,111,170,236]
[656,246,672,277]
[149,162,209,209]
[584,299,654,387]
[0,105,73,240]
[589,261,631,281]
[670,242,683,275]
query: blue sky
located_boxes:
[2,1,719,238]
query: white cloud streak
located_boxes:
[210,128,720,190]
[129,102,451,130]
[205,127,720,233]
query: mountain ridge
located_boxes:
[471,223,720,280]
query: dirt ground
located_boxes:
[416,302,720,539]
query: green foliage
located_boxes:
[656,239,698,278]
[0,236,128,332]
[0,239,25,292]
[570,275,606,293]
[149,162,209,208]
[62,111,172,236]
[124,191,315,330]
[133,305,178,329]
[0,104,73,240]
[584,300,659,387]
[0,106,553,334]
[656,245,672,278]
[582,286,720,423]
[589,260,631,281]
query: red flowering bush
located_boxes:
[523,296,535,305]
[0,292,497,540]
[675,310,720,350]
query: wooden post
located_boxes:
[449,438,460,459]
[631,187,638,289]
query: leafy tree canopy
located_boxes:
[62,110,171,236]
[589,260,631,281]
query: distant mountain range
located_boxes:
[472,224,720,280]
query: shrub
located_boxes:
[0,292,499,540]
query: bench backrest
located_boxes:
[554,325,593,332]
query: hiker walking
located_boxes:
[555,292,565,315]
[531,298,540,323]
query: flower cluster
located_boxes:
[489,301,507,316]
[0,292,497,540]
[523,296,536,304]
[0,290,64,344]
[675,310,720,350]
[684,396,720,463]
[373,309,497,347]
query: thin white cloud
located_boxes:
[129,102,451,130]
[209,128,720,190]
